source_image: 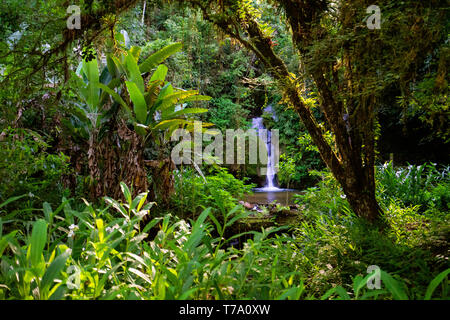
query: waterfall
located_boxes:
[251,114,280,191]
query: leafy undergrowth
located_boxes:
[292,163,449,299]
[0,176,448,300]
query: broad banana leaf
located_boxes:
[158,90,203,115]
[99,77,120,106]
[162,107,208,120]
[139,42,182,73]
[129,46,141,61]
[125,81,147,124]
[144,80,162,108]
[106,54,118,79]
[126,53,145,94]
[152,119,189,131]
[82,59,100,112]
[150,64,168,83]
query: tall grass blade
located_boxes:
[424,268,450,300]
[29,219,47,266]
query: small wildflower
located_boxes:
[106,224,120,233]
[68,224,78,238]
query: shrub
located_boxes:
[376,162,450,210]
[208,97,250,131]
[172,167,255,216]
[0,127,70,209]
[292,167,449,299]
[294,169,351,220]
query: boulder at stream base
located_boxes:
[239,201,254,210]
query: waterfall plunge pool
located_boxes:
[245,188,303,206]
[246,106,303,206]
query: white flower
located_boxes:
[340,194,347,199]
[68,224,78,238]
[106,224,120,233]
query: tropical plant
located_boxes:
[277,153,296,189]
[70,54,120,197]
[68,35,213,200]
[0,127,69,209]
[99,40,213,202]
[0,218,72,299]
[376,162,450,209]
[100,42,211,141]
[172,167,255,217]
[1,181,448,300]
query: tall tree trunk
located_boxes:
[336,160,380,221]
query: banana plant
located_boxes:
[69,56,119,137]
[98,43,212,142]
[68,55,122,196]
[66,41,213,198]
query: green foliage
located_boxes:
[277,153,296,189]
[0,183,306,300]
[0,127,69,208]
[292,166,449,299]
[70,55,115,135]
[1,177,448,300]
[1,0,449,302]
[294,169,351,219]
[139,43,183,74]
[138,3,261,116]
[172,167,255,216]
[208,98,250,131]
[376,162,450,211]
[103,42,211,139]
[0,217,71,300]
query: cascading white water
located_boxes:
[251,116,280,191]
